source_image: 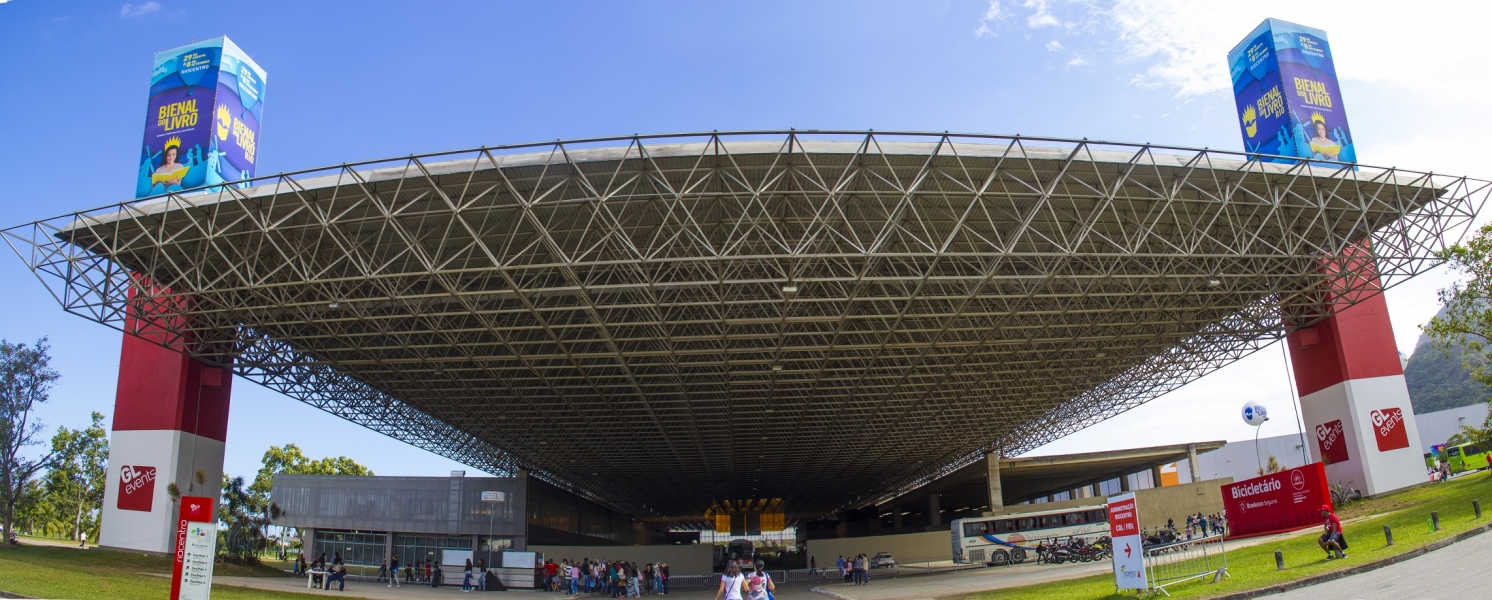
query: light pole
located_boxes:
[1254,417,1270,475]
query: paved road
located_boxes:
[1270,529,1492,600]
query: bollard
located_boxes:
[1383,525,1393,546]
[1274,550,1284,571]
[1431,511,1441,532]
[1476,500,1483,519]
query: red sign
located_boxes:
[117,465,157,512]
[170,496,215,600]
[1108,496,1139,537]
[1315,420,1349,465]
[1371,408,1409,451]
[1222,462,1331,538]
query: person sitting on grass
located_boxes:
[1318,504,1348,560]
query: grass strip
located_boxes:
[948,469,1492,600]
[0,543,319,600]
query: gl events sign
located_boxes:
[137,36,267,198]
[1228,18,1355,164]
[116,464,157,512]
[171,496,218,600]
[1222,462,1331,538]
[1107,492,1147,590]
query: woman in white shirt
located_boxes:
[713,560,747,600]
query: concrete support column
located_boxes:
[892,505,903,531]
[928,493,941,527]
[1286,247,1426,496]
[986,452,1003,512]
[1150,465,1164,488]
[1187,443,1201,483]
[1120,474,1131,492]
[100,279,233,555]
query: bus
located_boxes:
[951,504,1109,566]
[1446,443,1491,473]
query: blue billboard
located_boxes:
[1228,19,1354,164]
[137,36,267,198]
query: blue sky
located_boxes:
[2,0,1488,480]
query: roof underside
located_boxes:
[5,132,1485,525]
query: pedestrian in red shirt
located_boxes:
[1317,504,1347,560]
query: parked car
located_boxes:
[870,552,896,568]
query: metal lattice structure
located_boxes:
[4,131,1487,523]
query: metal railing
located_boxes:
[1142,536,1228,596]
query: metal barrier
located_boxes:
[1142,536,1228,596]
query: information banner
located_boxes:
[1107,492,1147,590]
[1222,462,1331,538]
[1227,19,1355,164]
[170,495,218,600]
[137,36,267,198]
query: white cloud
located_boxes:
[1023,0,1061,27]
[1045,40,1064,52]
[974,1,1003,37]
[1067,56,1088,67]
[119,1,162,18]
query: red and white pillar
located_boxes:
[99,283,232,554]
[1287,252,1425,496]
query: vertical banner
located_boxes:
[1221,462,1332,538]
[1228,19,1355,164]
[1107,492,1147,590]
[137,36,267,198]
[170,496,218,600]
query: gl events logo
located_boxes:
[1371,408,1410,451]
[1315,420,1348,465]
[117,465,157,512]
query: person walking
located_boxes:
[1318,504,1348,559]
[432,560,443,588]
[746,559,774,600]
[462,558,475,592]
[712,561,746,600]
[810,555,818,576]
[660,561,670,595]
[377,559,388,583]
[477,559,489,592]
[389,554,402,588]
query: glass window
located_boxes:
[1064,512,1086,525]
[995,520,1015,533]
[1040,515,1063,529]
[1089,510,1107,523]
[312,530,386,567]
[393,534,472,567]
[1018,518,1035,530]
[1449,447,1462,456]
[479,536,514,552]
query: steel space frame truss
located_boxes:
[4,131,1487,523]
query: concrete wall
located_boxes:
[1414,403,1489,452]
[1133,478,1232,530]
[806,530,952,566]
[529,544,714,576]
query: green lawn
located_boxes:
[0,543,320,600]
[951,470,1492,600]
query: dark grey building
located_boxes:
[272,471,665,568]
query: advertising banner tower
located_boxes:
[136,36,266,198]
[1228,20,1425,497]
[101,36,264,556]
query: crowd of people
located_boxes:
[291,552,350,591]
[539,558,672,596]
[1170,512,1226,539]
[836,554,872,585]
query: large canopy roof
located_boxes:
[5,131,1485,523]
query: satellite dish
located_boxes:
[1242,401,1269,426]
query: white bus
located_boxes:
[951,504,1110,566]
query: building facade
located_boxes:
[272,471,666,570]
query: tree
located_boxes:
[247,444,372,555]
[1424,224,1492,450]
[219,474,276,563]
[1257,455,1283,476]
[0,338,61,544]
[43,412,108,545]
